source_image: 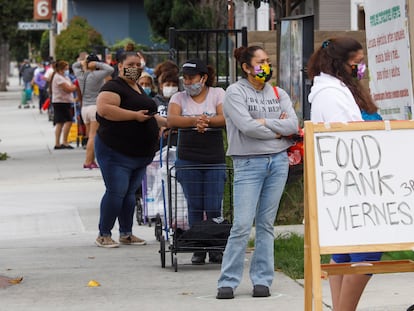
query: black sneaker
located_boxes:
[216,287,234,299]
[54,145,64,150]
[62,144,74,149]
[191,252,206,265]
[209,252,223,264]
[252,285,270,297]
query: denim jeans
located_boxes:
[95,135,153,237]
[217,152,289,289]
[175,159,226,226]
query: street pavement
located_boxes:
[0,73,413,311]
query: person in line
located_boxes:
[50,60,77,150]
[138,71,156,97]
[153,60,180,88]
[153,71,180,147]
[73,53,114,169]
[167,58,227,265]
[153,71,180,117]
[216,46,298,299]
[95,51,167,248]
[33,63,49,113]
[307,36,383,311]
[20,59,36,104]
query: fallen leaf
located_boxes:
[8,277,23,284]
[87,280,100,287]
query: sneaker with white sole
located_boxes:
[95,236,119,248]
[119,234,146,245]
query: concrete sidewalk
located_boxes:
[0,74,413,311]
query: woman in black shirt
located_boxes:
[95,51,166,248]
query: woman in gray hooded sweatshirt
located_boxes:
[216,45,298,299]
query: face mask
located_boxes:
[183,79,204,97]
[142,87,152,96]
[64,70,70,77]
[350,62,366,80]
[123,67,141,81]
[253,63,273,83]
[162,86,178,98]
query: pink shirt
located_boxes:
[169,87,225,117]
[51,73,74,103]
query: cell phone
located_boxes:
[146,111,158,116]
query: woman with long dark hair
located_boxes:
[308,36,382,311]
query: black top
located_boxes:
[97,77,159,157]
[177,128,225,164]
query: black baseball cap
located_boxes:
[86,53,100,62]
[182,58,208,76]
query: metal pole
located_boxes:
[49,0,57,59]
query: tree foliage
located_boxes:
[55,16,104,63]
[0,0,42,91]
[144,0,221,42]
[0,0,42,61]
[0,0,32,42]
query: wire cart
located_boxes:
[159,163,233,272]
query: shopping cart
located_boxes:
[18,88,35,109]
[159,163,233,272]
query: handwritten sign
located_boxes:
[304,121,414,311]
[364,0,413,120]
[310,122,414,248]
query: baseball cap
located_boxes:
[86,53,100,63]
[182,58,208,76]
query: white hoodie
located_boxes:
[308,73,363,122]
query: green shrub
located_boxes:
[55,16,105,62]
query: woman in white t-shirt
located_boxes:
[50,60,77,149]
[167,59,226,265]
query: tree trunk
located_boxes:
[0,41,10,92]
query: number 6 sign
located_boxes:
[34,0,52,20]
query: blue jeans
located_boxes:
[175,159,226,226]
[217,152,289,289]
[95,135,153,236]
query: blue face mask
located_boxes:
[64,70,70,77]
[142,87,152,96]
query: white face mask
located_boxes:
[162,86,178,98]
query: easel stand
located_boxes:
[303,120,414,310]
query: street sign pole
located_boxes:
[49,9,56,60]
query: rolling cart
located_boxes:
[159,164,233,272]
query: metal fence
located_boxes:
[168,27,248,89]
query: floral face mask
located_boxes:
[253,63,273,83]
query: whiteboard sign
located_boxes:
[313,125,414,247]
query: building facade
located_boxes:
[61,0,152,46]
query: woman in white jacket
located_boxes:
[307,36,382,311]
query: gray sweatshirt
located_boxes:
[72,61,114,107]
[223,78,298,156]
